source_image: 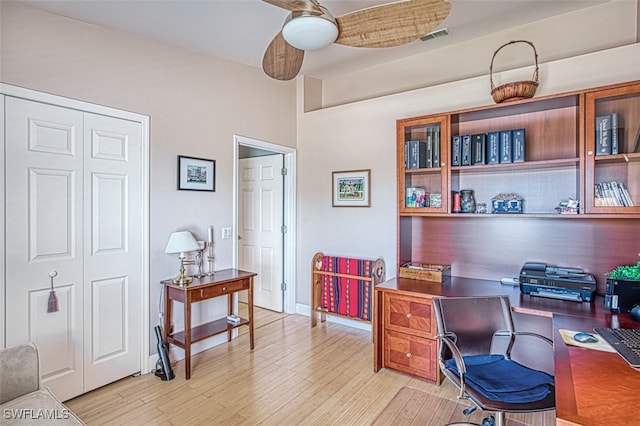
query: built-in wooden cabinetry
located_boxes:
[396,80,640,287]
[381,291,439,382]
[377,80,640,384]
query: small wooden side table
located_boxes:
[161,268,256,379]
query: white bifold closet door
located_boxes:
[4,97,142,401]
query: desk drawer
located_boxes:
[193,279,249,302]
[384,329,438,382]
[384,293,434,339]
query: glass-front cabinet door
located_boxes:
[585,82,640,214]
[397,115,449,215]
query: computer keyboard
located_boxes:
[594,328,640,368]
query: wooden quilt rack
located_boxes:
[311,252,386,327]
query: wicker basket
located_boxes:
[490,40,539,104]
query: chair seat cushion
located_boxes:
[444,354,554,403]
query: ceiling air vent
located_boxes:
[420,28,449,42]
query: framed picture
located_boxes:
[177,155,216,191]
[332,169,371,207]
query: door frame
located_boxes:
[233,135,296,314]
[0,83,151,375]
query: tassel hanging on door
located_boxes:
[47,271,59,313]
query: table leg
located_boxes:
[184,292,192,380]
[163,285,171,341]
[227,293,233,342]
[249,277,255,350]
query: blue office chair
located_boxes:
[432,296,555,426]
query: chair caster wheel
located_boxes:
[481,416,495,426]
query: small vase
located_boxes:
[460,189,476,213]
[452,191,461,213]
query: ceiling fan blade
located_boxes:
[335,0,452,48]
[262,0,322,13]
[262,31,305,81]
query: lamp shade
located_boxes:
[282,12,338,51]
[164,231,200,254]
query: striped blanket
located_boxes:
[320,256,373,321]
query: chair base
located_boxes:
[446,412,504,426]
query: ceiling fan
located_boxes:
[262,0,452,81]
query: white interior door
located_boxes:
[82,112,142,391]
[238,155,284,312]
[4,97,142,400]
[5,98,85,400]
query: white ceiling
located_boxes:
[17,0,606,80]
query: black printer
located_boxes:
[519,262,596,302]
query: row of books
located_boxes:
[404,126,441,169]
[406,188,442,208]
[595,112,622,156]
[451,129,525,166]
[594,181,634,207]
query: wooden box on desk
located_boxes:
[399,263,451,282]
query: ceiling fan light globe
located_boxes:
[282,14,338,50]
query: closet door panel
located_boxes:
[5,97,84,401]
[82,112,142,391]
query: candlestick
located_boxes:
[206,241,215,276]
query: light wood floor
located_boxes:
[66,306,555,425]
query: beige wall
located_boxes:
[1,2,296,352]
[321,0,639,107]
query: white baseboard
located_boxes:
[296,303,372,332]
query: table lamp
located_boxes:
[164,231,201,285]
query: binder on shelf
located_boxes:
[451,135,462,166]
[512,128,526,162]
[595,115,612,156]
[461,135,472,166]
[407,140,428,169]
[432,127,441,167]
[471,133,486,165]
[611,112,621,154]
[425,137,433,168]
[487,131,500,164]
[499,130,512,163]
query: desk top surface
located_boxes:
[162,268,257,289]
[376,276,640,426]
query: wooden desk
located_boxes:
[374,277,640,426]
[162,269,256,379]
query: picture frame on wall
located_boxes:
[178,155,216,191]
[332,169,371,207]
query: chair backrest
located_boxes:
[432,296,515,356]
[0,343,41,404]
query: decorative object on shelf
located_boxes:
[556,198,580,214]
[193,241,206,278]
[164,231,201,285]
[476,202,488,214]
[177,155,216,191]
[206,226,215,276]
[399,262,451,282]
[491,192,524,214]
[490,40,539,104]
[407,187,428,207]
[332,169,371,207]
[460,189,476,213]
[452,191,461,213]
[429,193,442,208]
